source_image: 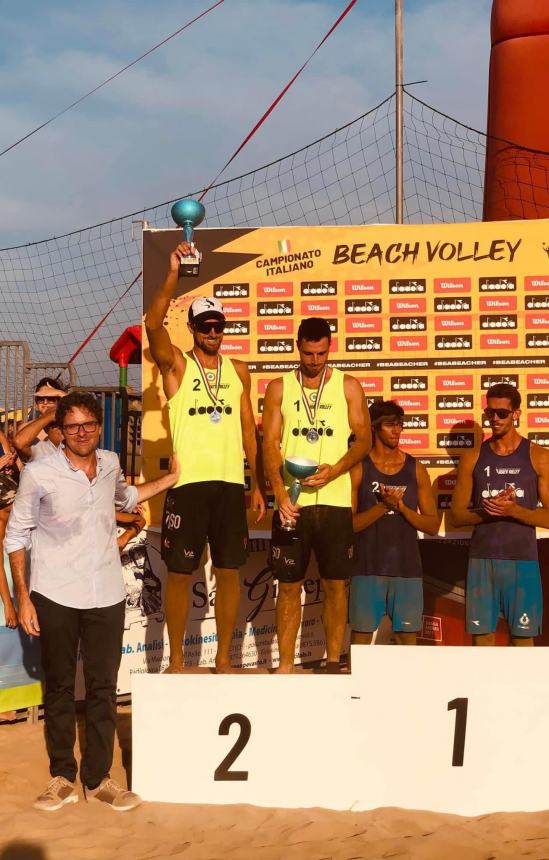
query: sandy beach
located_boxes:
[1,710,549,860]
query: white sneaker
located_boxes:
[34,776,79,812]
[85,777,142,811]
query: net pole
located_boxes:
[395,0,404,224]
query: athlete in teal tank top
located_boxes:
[145,242,266,673]
[263,317,372,673]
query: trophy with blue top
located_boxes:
[171,199,206,277]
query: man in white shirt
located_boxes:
[6,391,179,812]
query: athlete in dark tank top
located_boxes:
[451,383,549,646]
[350,401,440,647]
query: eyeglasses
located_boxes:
[62,421,99,435]
[484,407,513,420]
[194,320,225,334]
[35,395,61,404]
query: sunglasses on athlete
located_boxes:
[483,407,514,419]
[194,320,226,334]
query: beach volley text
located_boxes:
[332,238,522,267]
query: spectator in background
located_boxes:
[13,377,67,462]
[0,426,18,628]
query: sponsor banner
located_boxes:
[143,220,549,546]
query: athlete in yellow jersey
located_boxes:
[263,317,372,673]
[145,242,266,673]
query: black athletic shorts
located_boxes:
[270,505,353,583]
[161,481,248,574]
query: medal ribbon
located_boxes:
[192,351,222,409]
[297,365,328,428]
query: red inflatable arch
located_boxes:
[483,0,549,221]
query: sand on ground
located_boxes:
[1,711,549,860]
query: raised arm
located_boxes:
[234,361,266,522]
[13,412,56,461]
[302,374,372,490]
[382,461,441,536]
[449,448,485,528]
[144,243,188,400]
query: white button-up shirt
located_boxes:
[5,446,139,609]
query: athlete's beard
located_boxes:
[193,333,222,356]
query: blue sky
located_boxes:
[1,0,492,246]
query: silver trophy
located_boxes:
[281,456,318,531]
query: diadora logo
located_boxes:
[257,300,293,315]
[345,298,382,313]
[479,276,516,292]
[390,317,426,331]
[389,279,426,294]
[528,393,549,408]
[435,335,472,350]
[480,314,517,329]
[403,414,428,429]
[214,283,249,298]
[525,294,549,309]
[301,281,337,295]
[224,320,250,335]
[257,339,294,354]
[436,433,474,449]
[437,494,452,510]
[481,374,518,389]
[528,432,549,446]
[434,297,471,312]
[346,336,382,352]
[326,318,338,333]
[436,394,474,409]
[366,395,383,407]
[257,398,265,413]
[526,333,549,348]
[391,376,428,391]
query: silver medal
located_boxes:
[210,410,222,424]
[306,428,319,444]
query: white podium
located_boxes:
[132,647,549,815]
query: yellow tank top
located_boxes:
[280,367,351,508]
[168,354,244,487]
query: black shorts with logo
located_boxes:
[161,481,248,574]
[270,505,353,583]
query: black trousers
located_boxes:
[32,592,125,788]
